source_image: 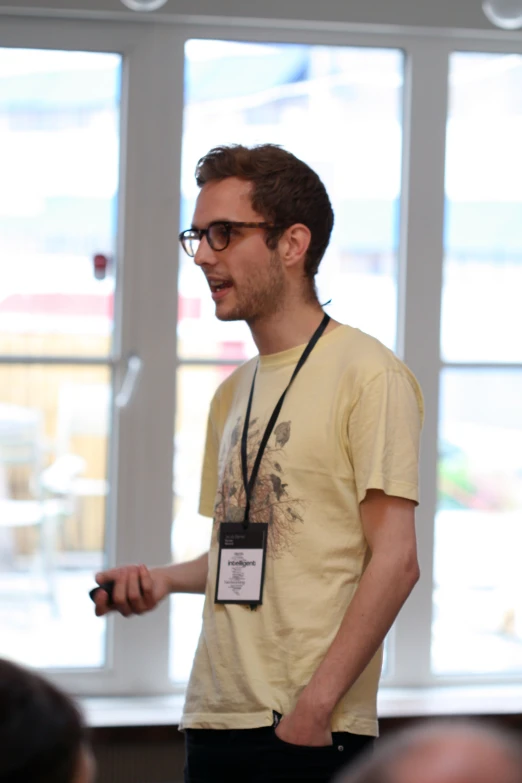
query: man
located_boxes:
[93,144,423,783]
[336,719,522,783]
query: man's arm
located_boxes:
[165,552,208,593]
[163,552,209,594]
[94,552,208,617]
[276,489,420,746]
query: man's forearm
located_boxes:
[298,550,419,721]
[157,552,209,595]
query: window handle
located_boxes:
[115,354,142,408]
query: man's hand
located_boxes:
[93,564,171,617]
[275,701,333,747]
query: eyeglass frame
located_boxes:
[178,220,284,258]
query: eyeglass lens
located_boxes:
[207,223,230,250]
[183,223,230,257]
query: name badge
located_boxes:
[215,521,268,605]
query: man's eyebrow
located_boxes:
[190,219,231,230]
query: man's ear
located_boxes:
[278,224,311,271]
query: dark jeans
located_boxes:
[184,725,374,783]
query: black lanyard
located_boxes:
[240,313,330,526]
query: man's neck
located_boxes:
[248,301,338,356]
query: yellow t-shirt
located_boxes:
[180,324,423,736]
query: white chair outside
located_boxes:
[0,402,85,613]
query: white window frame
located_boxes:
[1,13,521,697]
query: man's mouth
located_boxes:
[207,278,233,300]
[209,281,232,292]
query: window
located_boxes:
[171,39,403,682]
[433,52,522,676]
[0,47,120,670]
[1,17,521,697]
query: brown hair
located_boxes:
[195,144,334,294]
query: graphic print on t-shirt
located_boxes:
[213,416,306,558]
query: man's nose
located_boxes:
[193,234,217,267]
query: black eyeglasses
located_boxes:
[179,221,281,258]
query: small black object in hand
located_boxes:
[89,580,115,605]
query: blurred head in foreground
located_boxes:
[336,719,522,783]
[0,657,95,783]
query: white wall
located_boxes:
[0,0,509,33]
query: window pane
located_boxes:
[178,40,403,361]
[433,369,522,674]
[0,364,111,668]
[173,40,403,683]
[170,364,236,682]
[442,53,522,363]
[0,49,121,358]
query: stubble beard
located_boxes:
[215,252,286,324]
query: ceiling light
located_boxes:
[482,0,522,29]
[120,0,169,11]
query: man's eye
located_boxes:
[212,224,229,241]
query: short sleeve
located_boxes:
[198,404,220,518]
[346,369,423,505]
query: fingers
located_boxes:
[138,564,157,611]
[94,588,110,617]
[93,565,157,618]
[111,568,134,617]
[95,566,127,587]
